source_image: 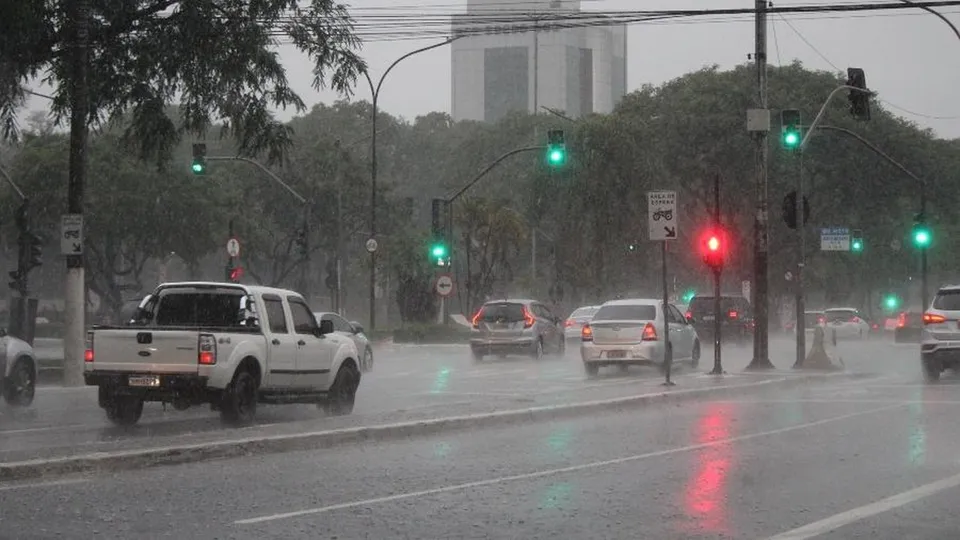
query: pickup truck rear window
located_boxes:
[154,292,245,327]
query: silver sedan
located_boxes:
[314,312,374,372]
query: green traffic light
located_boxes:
[783,131,800,148]
[431,244,447,258]
[547,147,565,166]
[884,295,899,310]
[851,239,863,252]
[682,289,696,304]
[913,227,931,248]
[191,161,205,174]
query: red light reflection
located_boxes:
[681,403,734,535]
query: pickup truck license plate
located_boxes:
[128,375,160,387]
[607,350,627,359]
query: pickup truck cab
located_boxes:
[84,282,361,426]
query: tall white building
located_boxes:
[451,0,627,123]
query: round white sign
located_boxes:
[435,275,454,297]
[226,238,241,257]
[784,271,793,281]
[365,238,378,253]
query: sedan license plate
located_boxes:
[128,375,160,387]
[702,315,715,321]
[607,350,627,359]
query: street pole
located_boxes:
[710,172,724,375]
[747,0,774,370]
[920,181,929,312]
[661,241,674,386]
[63,0,90,387]
[793,151,807,368]
[362,37,459,332]
[300,203,311,299]
[335,143,344,315]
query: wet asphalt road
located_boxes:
[3,339,958,539]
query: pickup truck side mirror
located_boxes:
[350,321,364,334]
[318,319,334,336]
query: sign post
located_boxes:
[648,190,678,386]
[435,274,454,325]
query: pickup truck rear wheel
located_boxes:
[220,370,258,426]
[324,363,360,416]
[106,396,144,426]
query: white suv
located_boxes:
[920,285,960,382]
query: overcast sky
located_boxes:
[23,0,960,139]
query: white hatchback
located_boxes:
[580,299,700,376]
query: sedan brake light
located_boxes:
[728,310,738,319]
[564,319,574,328]
[923,312,947,325]
[897,312,906,328]
[581,324,593,342]
[642,322,658,341]
[84,331,94,363]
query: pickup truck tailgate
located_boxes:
[91,329,200,374]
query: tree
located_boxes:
[1,0,365,162]
[6,131,221,316]
[454,198,526,315]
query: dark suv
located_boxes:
[686,295,754,345]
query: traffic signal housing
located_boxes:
[430,241,449,267]
[883,294,900,311]
[546,129,566,167]
[191,143,207,175]
[851,229,864,253]
[782,190,810,229]
[780,109,802,150]
[430,198,450,267]
[700,228,727,271]
[846,68,871,121]
[913,222,932,249]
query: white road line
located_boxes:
[235,403,903,525]
[0,478,88,492]
[0,423,91,435]
[766,471,960,540]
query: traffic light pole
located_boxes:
[661,241,674,386]
[710,173,724,375]
[793,151,808,368]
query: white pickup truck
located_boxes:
[83,282,361,426]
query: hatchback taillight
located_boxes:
[642,323,658,341]
[564,319,574,328]
[522,306,536,328]
[471,309,484,329]
[84,331,94,363]
[198,334,217,365]
[581,324,593,342]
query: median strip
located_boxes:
[0,371,856,481]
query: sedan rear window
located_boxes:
[593,305,657,321]
[825,309,857,322]
[569,307,599,319]
[481,303,525,322]
[933,290,960,311]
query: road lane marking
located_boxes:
[235,403,903,525]
[766,471,960,540]
[0,478,88,491]
[0,423,91,435]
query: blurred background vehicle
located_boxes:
[470,299,564,362]
[686,294,753,345]
[563,305,600,341]
[314,311,374,372]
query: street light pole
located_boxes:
[362,36,459,332]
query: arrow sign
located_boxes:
[435,274,454,297]
[72,243,82,253]
[663,226,676,238]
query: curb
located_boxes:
[0,371,857,481]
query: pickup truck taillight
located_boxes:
[198,334,217,365]
[84,331,94,362]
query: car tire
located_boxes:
[362,348,374,373]
[922,354,942,383]
[105,395,144,427]
[471,349,484,363]
[584,362,599,377]
[220,370,259,426]
[531,339,544,361]
[324,362,360,416]
[2,358,35,407]
[691,341,701,368]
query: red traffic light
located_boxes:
[700,228,727,270]
[230,266,243,282]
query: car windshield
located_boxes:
[933,290,960,310]
[592,304,657,321]
[569,307,599,319]
[481,303,525,322]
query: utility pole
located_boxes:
[747,0,774,370]
[63,0,90,387]
[793,152,807,368]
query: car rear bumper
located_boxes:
[470,338,535,355]
[86,370,212,403]
[581,341,663,364]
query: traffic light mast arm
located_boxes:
[206,156,307,204]
[798,84,874,151]
[0,165,27,201]
[446,145,547,204]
